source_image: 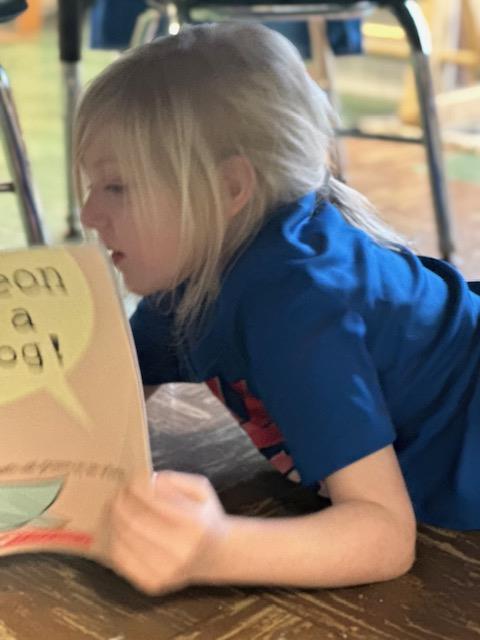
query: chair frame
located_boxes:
[0,65,46,244]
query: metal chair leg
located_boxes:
[58,0,84,240]
[0,66,47,245]
[391,0,455,261]
[62,60,82,240]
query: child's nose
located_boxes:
[80,198,106,231]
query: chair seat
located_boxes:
[184,0,380,22]
[190,0,370,4]
[0,0,27,23]
[181,0,402,10]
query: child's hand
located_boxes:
[106,470,228,595]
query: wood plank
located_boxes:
[436,85,480,126]
[0,554,255,640]
[174,599,323,640]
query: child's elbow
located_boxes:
[383,519,417,581]
[392,541,416,578]
[375,544,415,584]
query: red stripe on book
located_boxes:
[0,529,93,549]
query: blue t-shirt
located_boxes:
[130,193,480,530]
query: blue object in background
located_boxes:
[0,0,28,23]
[263,21,312,59]
[90,0,148,49]
[90,0,363,57]
[327,18,362,55]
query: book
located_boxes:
[0,243,152,559]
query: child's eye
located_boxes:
[105,184,125,194]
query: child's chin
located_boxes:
[127,284,151,296]
[125,279,160,297]
[123,272,178,297]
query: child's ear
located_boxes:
[220,155,256,218]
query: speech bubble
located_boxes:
[0,247,95,429]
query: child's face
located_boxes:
[80,137,182,295]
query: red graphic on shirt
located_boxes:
[229,380,285,449]
[207,378,327,494]
[270,450,296,475]
[206,377,295,477]
[206,377,226,404]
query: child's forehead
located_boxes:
[82,130,122,169]
[92,157,119,171]
[82,158,122,182]
[83,144,121,175]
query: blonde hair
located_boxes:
[74,22,402,333]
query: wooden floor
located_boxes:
[2,139,480,639]
[346,138,480,278]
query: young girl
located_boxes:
[74,22,480,596]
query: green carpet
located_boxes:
[0,23,114,250]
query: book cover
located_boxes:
[0,243,152,559]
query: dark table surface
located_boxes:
[1,383,480,640]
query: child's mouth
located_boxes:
[111,251,125,266]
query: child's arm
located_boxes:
[106,444,416,595]
[205,444,416,587]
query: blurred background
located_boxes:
[1,0,479,274]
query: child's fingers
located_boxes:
[110,504,170,559]
[153,470,212,503]
[109,532,171,596]
[109,493,171,549]
[117,473,192,515]
[108,492,203,594]
[111,481,201,538]
[125,471,211,505]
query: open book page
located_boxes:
[0,243,152,560]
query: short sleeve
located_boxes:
[129,297,183,384]
[243,286,396,484]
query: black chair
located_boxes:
[134,0,455,261]
[0,0,46,244]
[57,0,86,240]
